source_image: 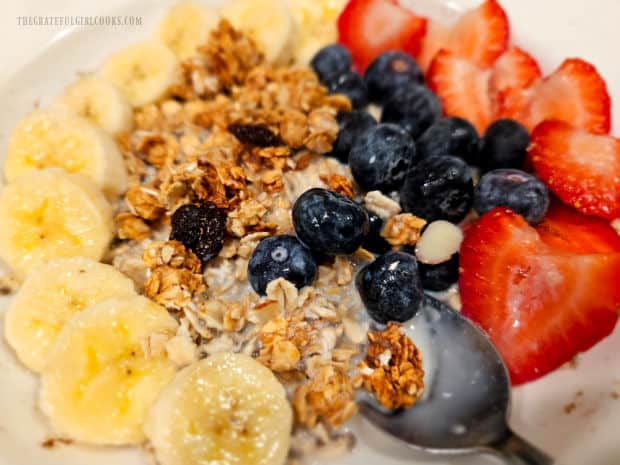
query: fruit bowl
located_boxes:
[1,0,620,464]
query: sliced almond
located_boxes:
[415,220,463,265]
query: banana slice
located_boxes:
[0,169,114,278]
[39,295,179,445]
[4,108,128,198]
[157,1,219,60]
[101,41,178,107]
[287,0,348,64]
[55,74,133,135]
[220,0,296,64]
[5,257,136,372]
[145,352,292,465]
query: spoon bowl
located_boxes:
[360,296,553,464]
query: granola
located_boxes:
[101,19,424,463]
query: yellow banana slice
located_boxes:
[145,352,292,465]
[157,1,220,60]
[4,257,136,372]
[55,74,133,135]
[101,41,178,107]
[0,168,114,278]
[39,295,179,445]
[4,108,128,198]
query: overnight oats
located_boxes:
[1,0,620,464]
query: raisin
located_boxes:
[170,202,227,264]
[228,123,281,147]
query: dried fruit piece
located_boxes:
[169,202,227,264]
[228,123,282,147]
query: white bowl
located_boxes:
[1,1,619,464]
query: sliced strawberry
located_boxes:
[417,20,450,71]
[460,208,620,385]
[520,59,611,134]
[490,47,542,119]
[529,120,620,219]
[427,50,492,134]
[337,0,427,72]
[417,0,509,71]
[538,200,620,254]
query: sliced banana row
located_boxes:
[145,352,292,465]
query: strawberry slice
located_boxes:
[538,200,620,254]
[520,59,611,134]
[417,0,509,71]
[337,0,427,72]
[460,208,620,385]
[490,47,542,119]
[427,50,492,134]
[529,120,620,219]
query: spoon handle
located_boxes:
[493,431,553,465]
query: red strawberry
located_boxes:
[529,120,620,219]
[337,0,427,72]
[538,200,620,254]
[460,208,620,385]
[490,47,542,119]
[417,0,509,71]
[520,59,611,134]
[427,50,492,134]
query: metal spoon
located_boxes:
[359,296,553,465]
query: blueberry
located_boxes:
[417,117,479,165]
[310,44,352,83]
[419,253,460,291]
[400,155,474,223]
[381,84,442,139]
[170,201,227,264]
[364,51,424,104]
[349,123,416,192]
[325,71,367,108]
[247,235,317,295]
[361,210,392,254]
[293,188,369,255]
[473,169,549,225]
[479,119,530,172]
[328,110,377,163]
[356,251,423,323]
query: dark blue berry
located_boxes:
[473,169,549,225]
[356,251,423,323]
[247,235,317,295]
[349,123,416,192]
[364,51,424,104]
[361,210,392,255]
[381,84,442,139]
[325,71,367,108]
[310,44,352,83]
[292,188,369,255]
[417,117,479,165]
[479,119,530,173]
[328,110,377,163]
[400,155,474,223]
[419,253,460,292]
[170,201,227,264]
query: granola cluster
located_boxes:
[105,20,425,459]
[359,323,425,410]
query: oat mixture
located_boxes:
[105,21,425,458]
